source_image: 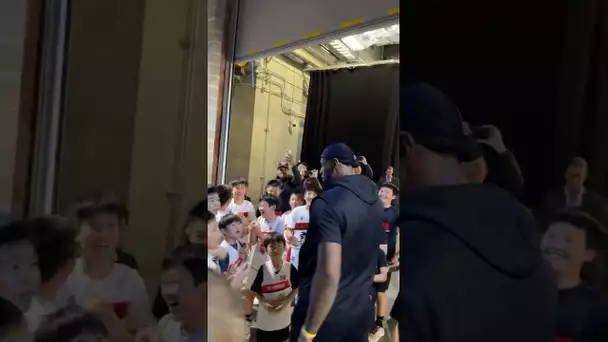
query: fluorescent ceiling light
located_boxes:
[329,40,356,60]
[341,36,366,51]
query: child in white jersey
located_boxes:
[250,232,299,342]
[285,178,322,270]
[244,194,285,330]
[282,192,305,232]
[229,178,256,220]
[57,196,153,336]
[218,214,246,274]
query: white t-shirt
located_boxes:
[159,314,187,342]
[57,259,152,330]
[215,208,231,222]
[246,216,285,289]
[228,199,256,220]
[251,261,295,331]
[219,240,244,272]
[286,205,309,270]
[26,296,57,332]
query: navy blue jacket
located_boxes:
[295,174,385,317]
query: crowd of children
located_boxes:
[0,195,207,342]
[204,150,402,342]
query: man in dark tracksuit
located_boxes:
[392,83,556,342]
[290,143,385,342]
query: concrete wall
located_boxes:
[0,0,27,213]
[55,0,208,292]
[126,0,208,288]
[56,0,145,214]
[226,58,309,201]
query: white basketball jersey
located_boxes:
[251,216,285,270]
[286,205,309,270]
[220,240,244,271]
[228,199,256,220]
[255,261,294,331]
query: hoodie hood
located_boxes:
[401,184,542,278]
[324,175,379,206]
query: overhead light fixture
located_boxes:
[329,40,356,60]
[341,36,365,52]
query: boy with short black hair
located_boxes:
[0,221,40,312]
[218,214,246,274]
[251,232,298,342]
[58,196,153,332]
[541,210,608,341]
[216,184,233,221]
[244,194,285,332]
[26,215,78,332]
[370,183,400,340]
[34,305,108,342]
[229,178,256,219]
[208,186,221,214]
[0,297,32,342]
[159,245,206,342]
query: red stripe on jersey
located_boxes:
[261,280,290,293]
[294,222,308,230]
[275,211,283,216]
[286,246,292,262]
[383,222,390,232]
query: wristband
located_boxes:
[301,327,317,339]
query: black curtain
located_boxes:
[401,0,608,207]
[301,65,399,180]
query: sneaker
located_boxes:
[368,325,385,342]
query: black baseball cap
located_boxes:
[320,143,358,166]
[401,83,480,162]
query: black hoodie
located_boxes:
[295,174,386,317]
[393,183,557,342]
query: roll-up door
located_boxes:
[234,0,399,62]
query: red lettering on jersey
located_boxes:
[242,212,249,217]
[261,280,290,293]
[383,222,390,232]
[294,222,308,230]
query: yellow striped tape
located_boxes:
[247,49,261,55]
[272,40,288,48]
[303,31,321,39]
[389,8,400,15]
[340,18,365,28]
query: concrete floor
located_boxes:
[249,271,399,342]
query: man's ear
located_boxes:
[584,249,597,263]
[400,131,414,158]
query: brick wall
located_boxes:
[207,0,227,183]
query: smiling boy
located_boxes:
[218,214,245,274]
[159,246,206,342]
[541,210,608,341]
